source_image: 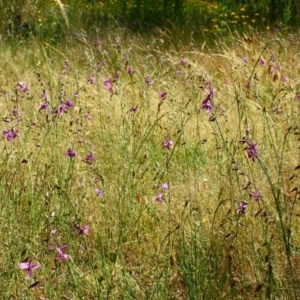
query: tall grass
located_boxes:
[0,16,300,299]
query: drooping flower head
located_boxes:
[19,258,40,279]
[246,141,258,161]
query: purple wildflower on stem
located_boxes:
[250,189,261,201]
[156,193,164,202]
[76,224,90,235]
[130,105,138,113]
[3,129,18,141]
[163,139,173,150]
[85,152,95,164]
[296,94,300,101]
[162,183,169,191]
[87,77,95,84]
[95,188,104,197]
[18,82,29,93]
[180,58,188,66]
[159,92,167,100]
[237,201,248,215]
[56,245,69,260]
[145,76,153,86]
[19,258,40,279]
[259,58,266,66]
[66,148,76,158]
[39,102,49,111]
[246,141,258,161]
[104,79,114,93]
[201,88,216,113]
[64,99,74,108]
[127,66,134,76]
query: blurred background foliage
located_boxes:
[0,0,299,43]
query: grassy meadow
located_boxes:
[1,3,300,298]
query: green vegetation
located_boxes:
[0,1,300,299]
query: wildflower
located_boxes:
[85,114,92,120]
[259,58,266,66]
[130,105,138,113]
[145,76,153,86]
[56,245,69,260]
[76,224,89,235]
[39,102,49,111]
[127,66,134,76]
[3,129,18,141]
[282,76,289,84]
[250,189,261,201]
[18,82,29,93]
[56,103,68,116]
[201,88,216,113]
[162,183,169,191]
[87,77,95,84]
[296,94,300,100]
[159,92,167,100]
[64,60,71,70]
[95,188,104,197]
[66,148,76,158]
[156,193,164,202]
[163,139,173,150]
[64,99,74,108]
[176,70,184,75]
[242,56,249,63]
[237,201,248,215]
[19,258,40,279]
[85,152,95,164]
[104,79,113,93]
[180,58,188,66]
[246,141,258,161]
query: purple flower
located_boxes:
[95,188,104,197]
[237,201,248,215]
[85,152,95,164]
[66,148,76,158]
[163,139,173,150]
[87,77,95,84]
[64,99,74,108]
[296,94,300,100]
[176,70,184,75]
[104,79,114,93]
[250,189,261,201]
[201,99,213,112]
[162,183,169,191]
[39,102,49,111]
[18,82,29,93]
[282,76,289,84]
[3,129,18,141]
[180,58,188,66]
[246,141,258,161]
[130,105,138,113]
[76,224,90,235]
[159,92,167,100]
[56,245,69,260]
[64,60,71,70]
[127,66,134,76]
[242,57,249,63]
[201,88,216,113]
[19,258,40,279]
[145,76,153,86]
[259,58,266,66]
[156,193,164,202]
[85,114,92,120]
